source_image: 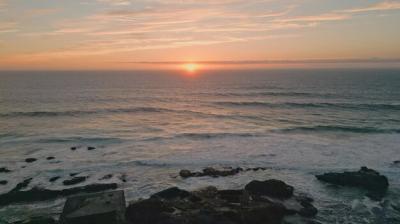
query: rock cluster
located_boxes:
[126,179,317,224]
[179,167,267,178]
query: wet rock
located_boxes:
[245,179,294,199]
[14,178,33,191]
[63,176,87,186]
[217,190,246,203]
[13,216,57,224]
[0,167,11,173]
[99,174,113,180]
[70,147,77,151]
[0,180,8,185]
[241,203,287,224]
[69,173,79,177]
[25,158,37,163]
[151,187,191,200]
[60,190,126,224]
[179,167,243,178]
[316,167,389,197]
[0,183,118,206]
[125,198,175,224]
[179,169,192,178]
[393,160,400,165]
[49,176,60,183]
[46,156,55,160]
[87,146,96,150]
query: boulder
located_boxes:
[0,167,11,173]
[316,167,389,195]
[63,176,87,186]
[46,156,55,160]
[60,190,126,224]
[70,147,77,151]
[245,179,294,199]
[151,187,191,200]
[87,146,96,151]
[25,158,37,163]
[179,169,192,178]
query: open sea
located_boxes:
[0,69,400,223]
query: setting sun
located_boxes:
[183,63,199,73]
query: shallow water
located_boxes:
[0,69,400,223]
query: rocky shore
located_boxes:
[0,166,393,224]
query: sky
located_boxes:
[0,0,400,70]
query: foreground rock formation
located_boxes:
[126,179,317,224]
[316,166,389,199]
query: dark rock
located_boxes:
[245,179,294,199]
[63,176,87,186]
[0,180,8,185]
[241,203,287,224]
[46,156,55,160]
[125,198,175,224]
[87,146,96,150]
[69,173,79,177]
[217,190,246,203]
[49,176,60,183]
[70,147,77,151]
[179,169,192,178]
[0,183,118,206]
[14,178,33,191]
[13,216,56,224]
[25,158,37,163]
[119,174,127,182]
[100,174,113,180]
[393,160,400,165]
[0,167,11,173]
[316,167,389,196]
[151,187,191,200]
[60,190,126,224]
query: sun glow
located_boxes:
[183,63,199,73]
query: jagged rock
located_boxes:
[151,187,191,200]
[316,167,389,197]
[49,176,60,182]
[0,183,118,206]
[0,167,11,173]
[46,156,55,160]
[63,176,87,186]
[0,180,8,185]
[25,158,37,163]
[245,179,294,199]
[179,167,243,178]
[60,190,126,224]
[217,190,247,203]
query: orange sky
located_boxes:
[1,0,400,70]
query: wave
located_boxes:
[216,101,400,111]
[280,125,400,134]
[208,91,333,98]
[35,136,124,144]
[0,107,175,118]
[145,132,260,141]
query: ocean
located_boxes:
[0,69,400,223]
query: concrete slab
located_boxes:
[60,190,126,224]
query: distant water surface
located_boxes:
[0,69,400,223]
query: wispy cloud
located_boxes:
[341,1,400,13]
[0,22,18,33]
